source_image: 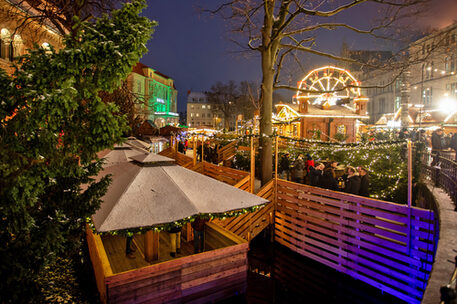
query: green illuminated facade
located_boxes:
[128,62,178,127]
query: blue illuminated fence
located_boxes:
[274,180,437,304]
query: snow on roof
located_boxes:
[92,149,268,232]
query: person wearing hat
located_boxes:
[358,166,369,197]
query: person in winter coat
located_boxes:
[319,166,338,190]
[450,132,457,161]
[279,152,291,181]
[309,163,324,186]
[358,166,369,197]
[344,166,361,195]
[192,216,208,254]
[292,154,305,183]
[431,128,443,166]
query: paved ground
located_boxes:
[422,182,457,304]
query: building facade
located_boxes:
[186,92,220,128]
[127,62,179,128]
[362,69,402,124]
[361,23,457,126]
[408,23,457,110]
[0,1,62,74]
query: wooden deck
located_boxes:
[101,232,196,274]
[88,222,249,304]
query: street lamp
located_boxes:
[439,95,457,123]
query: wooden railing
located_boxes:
[199,161,249,186]
[159,147,193,167]
[212,180,275,241]
[85,226,113,304]
[217,140,238,163]
[274,179,436,304]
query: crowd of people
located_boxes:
[279,153,370,197]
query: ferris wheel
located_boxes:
[295,66,361,108]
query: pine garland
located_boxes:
[87,204,266,236]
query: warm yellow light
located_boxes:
[439,96,457,113]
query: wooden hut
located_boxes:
[87,147,268,303]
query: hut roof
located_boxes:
[92,152,268,233]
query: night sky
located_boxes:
[141,0,457,113]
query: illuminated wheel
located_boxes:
[295,66,361,108]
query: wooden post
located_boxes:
[407,140,412,253]
[275,135,279,204]
[184,222,193,242]
[250,136,255,193]
[144,230,159,262]
[193,137,197,166]
[174,135,178,158]
[201,135,204,164]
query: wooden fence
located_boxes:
[217,140,238,163]
[159,147,193,167]
[87,223,248,304]
[274,179,436,304]
[86,226,113,304]
[212,180,275,241]
[198,161,249,186]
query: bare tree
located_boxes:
[238,80,260,120]
[208,0,429,185]
[207,80,240,131]
[5,0,125,37]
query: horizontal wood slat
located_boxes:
[101,233,248,304]
[274,180,436,304]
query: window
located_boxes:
[447,83,457,97]
[196,113,199,117]
[190,113,194,117]
[445,56,451,72]
[452,55,456,72]
[202,113,205,118]
[423,88,432,106]
[0,28,10,60]
[202,105,206,109]
[191,105,194,109]
[208,105,211,109]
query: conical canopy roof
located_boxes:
[92,151,268,232]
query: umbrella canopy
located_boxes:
[92,150,268,232]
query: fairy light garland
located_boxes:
[87,204,267,236]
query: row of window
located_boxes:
[421,33,456,55]
[189,104,211,110]
[191,97,206,102]
[190,113,217,118]
[190,104,211,110]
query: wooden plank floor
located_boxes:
[101,232,195,274]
